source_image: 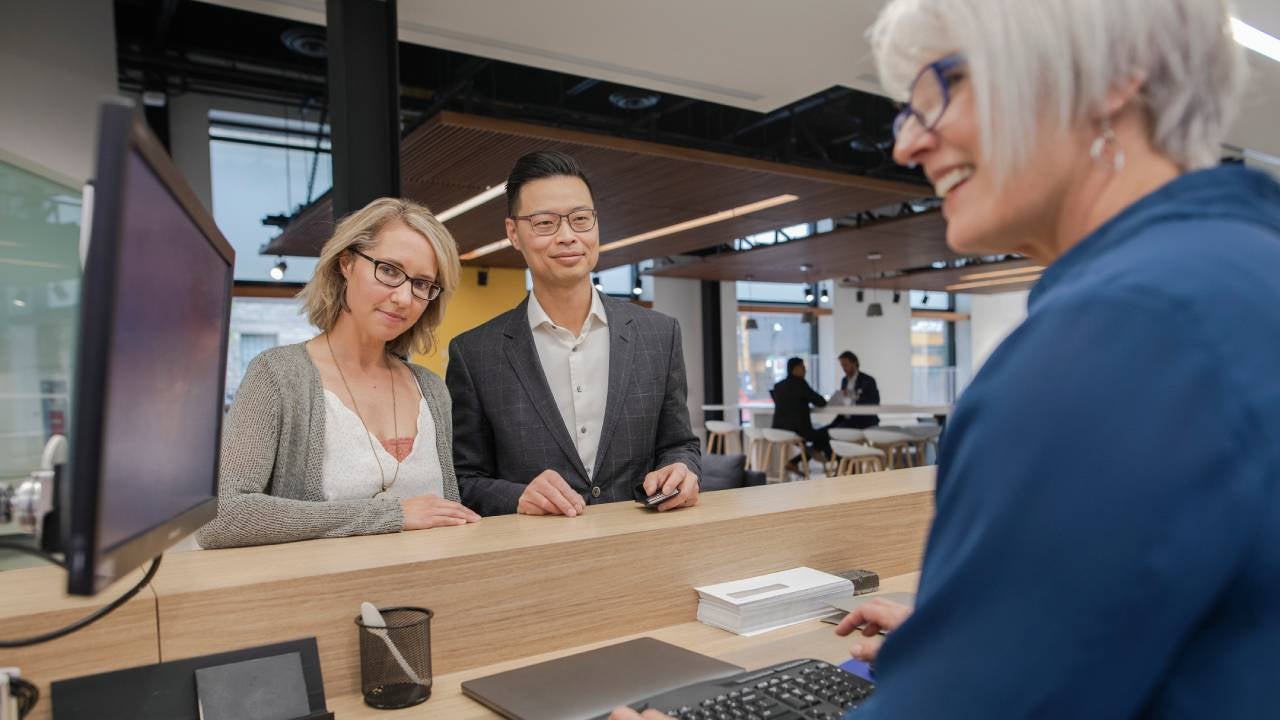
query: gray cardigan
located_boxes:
[197,342,459,549]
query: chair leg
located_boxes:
[799,442,810,480]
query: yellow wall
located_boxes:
[413,267,527,376]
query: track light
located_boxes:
[892,291,901,304]
[593,275,603,292]
[856,290,864,303]
[819,288,830,304]
[632,281,643,297]
[270,258,287,281]
[804,285,815,303]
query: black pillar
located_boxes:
[326,0,401,217]
[700,281,724,422]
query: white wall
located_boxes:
[967,290,1029,374]
[652,277,705,437]
[816,312,836,397]
[830,285,913,403]
[0,0,118,185]
[169,93,215,213]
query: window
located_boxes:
[208,109,331,283]
[736,311,820,404]
[225,297,318,408]
[737,282,810,304]
[911,317,955,404]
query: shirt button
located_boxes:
[571,346,578,352]
[576,385,583,393]
[591,486,601,498]
[580,426,587,434]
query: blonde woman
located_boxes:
[198,198,480,549]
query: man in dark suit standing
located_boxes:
[771,357,832,462]
[831,350,880,429]
[447,151,701,517]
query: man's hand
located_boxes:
[609,706,672,720]
[642,462,699,511]
[400,495,481,530]
[834,597,913,661]
[517,469,587,517]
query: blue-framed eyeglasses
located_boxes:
[892,53,967,140]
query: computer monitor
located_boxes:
[65,100,235,595]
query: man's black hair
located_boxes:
[505,150,594,217]
[786,357,806,375]
[838,351,859,365]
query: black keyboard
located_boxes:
[622,658,874,720]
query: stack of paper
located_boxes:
[695,567,854,636]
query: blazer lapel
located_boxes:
[502,300,589,479]
[592,297,636,479]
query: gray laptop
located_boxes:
[461,637,744,720]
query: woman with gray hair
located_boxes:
[613,0,1279,718]
[198,198,480,549]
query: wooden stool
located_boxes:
[863,428,916,469]
[704,420,738,454]
[829,440,886,476]
[901,424,943,466]
[825,429,866,475]
[761,429,809,481]
[742,426,768,471]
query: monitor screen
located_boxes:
[67,102,234,594]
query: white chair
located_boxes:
[704,420,738,455]
[863,428,917,469]
[829,440,886,476]
[761,428,809,481]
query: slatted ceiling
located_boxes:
[648,210,961,283]
[265,111,927,261]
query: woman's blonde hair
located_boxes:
[299,197,461,358]
[869,0,1246,187]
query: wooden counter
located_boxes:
[325,573,921,718]
[1,467,935,719]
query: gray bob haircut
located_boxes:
[299,197,461,358]
[869,0,1246,184]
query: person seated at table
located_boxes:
[613,0,1279,716]
[197,198,480,549]
[828,350,880,429]
[770,357,832,464]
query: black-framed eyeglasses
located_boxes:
[892,53,967,141]
[350,249,442,302]
[510,208,597,236]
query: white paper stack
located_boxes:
[695,567,854,636]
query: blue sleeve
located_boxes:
[851,291,1258,718]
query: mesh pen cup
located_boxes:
[355,606,434,709]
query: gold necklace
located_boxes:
[325,334,399,493]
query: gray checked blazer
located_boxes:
[446,292,701,516]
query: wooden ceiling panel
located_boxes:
[265,112,927,267]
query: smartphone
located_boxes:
[641,488,681,508]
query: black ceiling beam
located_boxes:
[417,57,492,120]
[326,0,401,217]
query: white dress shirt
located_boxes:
[527,289,611,476]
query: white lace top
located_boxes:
[320,389,444,501]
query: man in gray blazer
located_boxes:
[447,151,701,517]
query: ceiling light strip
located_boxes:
[436,182,507,222]
[1232,17,1280,64]
[459,238,512,261]
[599,194,800,253]
[945,274,1042,291]
[958,264,1046,281]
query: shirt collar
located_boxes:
[527,287,609,335]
